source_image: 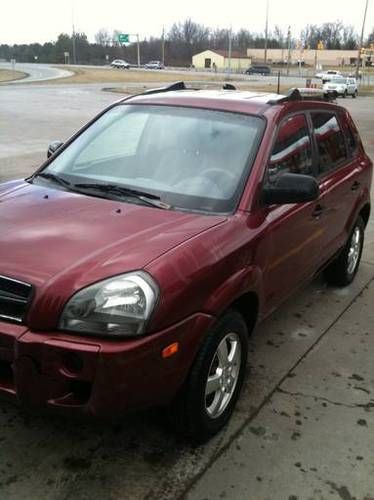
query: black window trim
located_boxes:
[307,109,352,180]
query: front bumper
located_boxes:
[0,313,214,417]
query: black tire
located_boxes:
[352,90,357,98]
[324,216,365,287]
[343,90,347,98]
[170,310,248,443]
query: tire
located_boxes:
[352,90,357,98]
[324,216,365,287]
[343,90,347,98]
[170,310,248,443]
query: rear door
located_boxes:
[309,110,361,268]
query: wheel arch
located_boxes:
[228,291,259,335]
[359,203,371,228]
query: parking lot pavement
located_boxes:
[0,87,373,500]
[187,278,374,500]
[0,84,118,182]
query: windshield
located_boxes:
[330,78,347,84]
[40,104,263,214]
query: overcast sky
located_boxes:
[1,0,373,44]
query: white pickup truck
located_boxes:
[323,77,358,98]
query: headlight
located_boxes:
[59,271,159,337]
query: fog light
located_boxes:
[61,352,84,374]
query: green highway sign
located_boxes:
[118,33,130,43]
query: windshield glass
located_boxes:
[41,104,263,214]
[331,78,347,84]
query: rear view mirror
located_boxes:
[263,173,319,205]
[47,141,64,158]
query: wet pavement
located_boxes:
[0,85,373,499]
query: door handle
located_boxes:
[312,204,325,218]
[351,181,360,191]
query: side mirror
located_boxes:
[263,173,319,205]
[47,140,64,158]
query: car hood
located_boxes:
[0,180,226,304]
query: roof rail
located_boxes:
[268,87,335,105]
[138,81,187,96]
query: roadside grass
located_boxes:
[49,66,221,84]
[0,69,28,83]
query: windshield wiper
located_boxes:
[34,172,72,189]
[74,183,171,209]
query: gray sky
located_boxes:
[1,0,373,44]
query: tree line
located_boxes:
[1,19,374,67]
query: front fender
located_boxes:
[202,265,263,319]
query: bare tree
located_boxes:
[94,29,111,46]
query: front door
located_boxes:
[260,113,323,313]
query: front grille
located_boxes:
[0,275,33,324]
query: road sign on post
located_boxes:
[118,34,130,44]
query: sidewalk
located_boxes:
[187,279,374,500]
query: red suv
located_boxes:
[0,84,371,442]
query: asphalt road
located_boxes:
[0,62,73,83]
[0,84,373,500]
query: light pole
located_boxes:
[264,0,269,63]
[356,0,369,79]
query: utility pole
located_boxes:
[356,0,369,79]
[136,34,140,67]
[286,26,291,76]
[71,0,77,64]
[72,24,77,64]
[228,27,232,76]
[264,0,269,63]
[162,26,165,66]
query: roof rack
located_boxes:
[268,87,335,105]
[126,81,237,99]
[139,81,187,95]
[222,83,237,90]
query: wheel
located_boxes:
[352,90,357,98]
[324,216,365,287]
[343,90,347,98]
[170,310,248,443]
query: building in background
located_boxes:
[246,48,358,67]
[192,50,251,71]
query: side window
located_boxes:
[340,112,358,157]
[267,114,313,184]
[311,112,347,174]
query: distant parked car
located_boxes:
[315,70,341,83]
[145,60,164,69]
[111,59,130,69]
[323,77,358,98]
[245,65,271,75]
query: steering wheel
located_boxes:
[200,168,237,187]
